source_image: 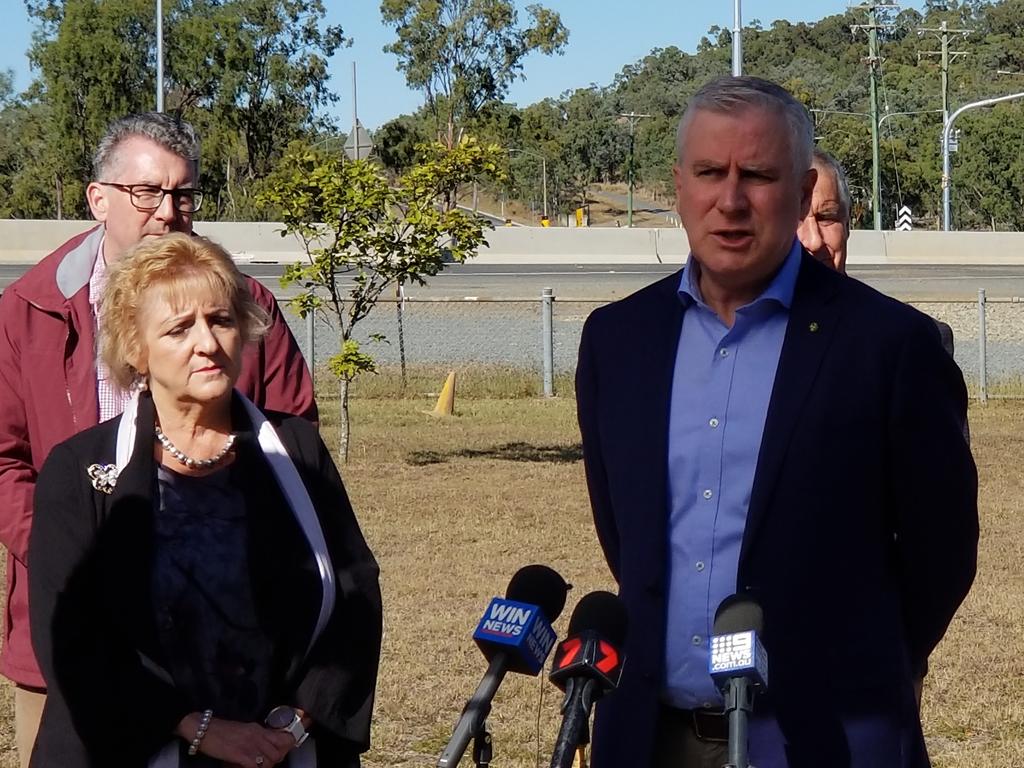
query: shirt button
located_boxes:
[709,417,720,428]
[703,489,713,500]
[719,348,729,357]
[692,635,702,646]
[695,561,705,572]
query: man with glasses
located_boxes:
[0,112,317,767]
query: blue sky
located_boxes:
[0,1,924,130]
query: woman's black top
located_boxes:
[152,464,275,724]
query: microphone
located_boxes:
[709,594,768,768]
[547,591,628,768]
[437,565,571,768]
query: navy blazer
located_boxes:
[576,255,978,768]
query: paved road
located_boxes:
[4,262,1024,301]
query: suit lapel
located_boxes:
[740,258,842,565]
[630,275,686,580]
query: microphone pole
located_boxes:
[437,564,570,768]
[548,591,628,768]
[709,594,768,768]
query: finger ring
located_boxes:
[255,757,265,767]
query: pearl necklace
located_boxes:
[154,424,236,470]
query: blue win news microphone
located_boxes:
[437,565,570,768]
[547,591,628,768]
[709,594,768,768]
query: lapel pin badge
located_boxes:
[87,463,119,495]
[809,322,820,333]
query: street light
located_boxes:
[733,1,743,76]
[942,92,1024,231]
[616,112,650,228]
[509,148,548,222]
[156,0,164,112]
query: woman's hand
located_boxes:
[176,713,295,767]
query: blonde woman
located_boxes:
[29,233,381,768]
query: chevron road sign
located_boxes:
[896,205,913,232]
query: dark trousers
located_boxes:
[652,705,729,768]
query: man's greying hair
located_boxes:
[92,112,201,180]
[675,76,815,175]
[811,147,852,225]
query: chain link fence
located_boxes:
[280,289,1024,400]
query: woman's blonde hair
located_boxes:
[100,233,270,390]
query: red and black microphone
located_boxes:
[548,591,628,768]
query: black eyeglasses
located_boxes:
[98,182,204,213]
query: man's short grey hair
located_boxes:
[92,112,201,180]
[675,76,814,176]
[811,147,852,225]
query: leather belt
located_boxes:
[661,704,729,743]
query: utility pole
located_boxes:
[918,20,970,127]
[155,0,164,112]
[852,3,898,231]
[618,112,650,228]
[732,0,743,76]
[352,62,360,161]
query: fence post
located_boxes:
[305,311,315,388]
[978,289,987,404]
[542,287,554,397]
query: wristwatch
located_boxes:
[265,705,309,746]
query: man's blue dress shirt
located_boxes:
[662,240,801,709]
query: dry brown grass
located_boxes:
[1,392,1021,767]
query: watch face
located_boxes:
[265,706,297,729]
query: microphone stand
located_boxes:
[721,677,755,768]
[471,712,493,767]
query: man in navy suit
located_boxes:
[576,77,977,768]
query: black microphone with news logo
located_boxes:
[437,564,571,768]
[709,594,768,768]
[547,590,628,768]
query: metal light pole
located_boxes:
[618,112,650,227]
[943,91,1024,231]
[732,1,743,76]
[155,0,164,112]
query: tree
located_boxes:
[257,138,504,460]
[380,0,569,146]
[23,0,344,219]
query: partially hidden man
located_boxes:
[576,77,978,768]
[0,112,316,767]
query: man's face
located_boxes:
[86,136,196,263]
[797,164,850,273]
[674,107,815,301]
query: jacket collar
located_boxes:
[55,226,104,300]
[740,254,844,564]
[10,225,103,312]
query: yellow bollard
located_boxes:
[431,371,456,416]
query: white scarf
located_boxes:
[115,392,331,768]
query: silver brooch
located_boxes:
[87,463,119,495]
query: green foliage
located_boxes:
[448,0,1024,230]
[328,339,378,383]
[258,136,504,364]
[18,0,344,220]
[259,137,503,456]
[380,0,568,145]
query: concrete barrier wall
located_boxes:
[4,219,1024,265]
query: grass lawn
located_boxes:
[1,376,1020,767]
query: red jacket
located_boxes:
[0,226,317,686]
